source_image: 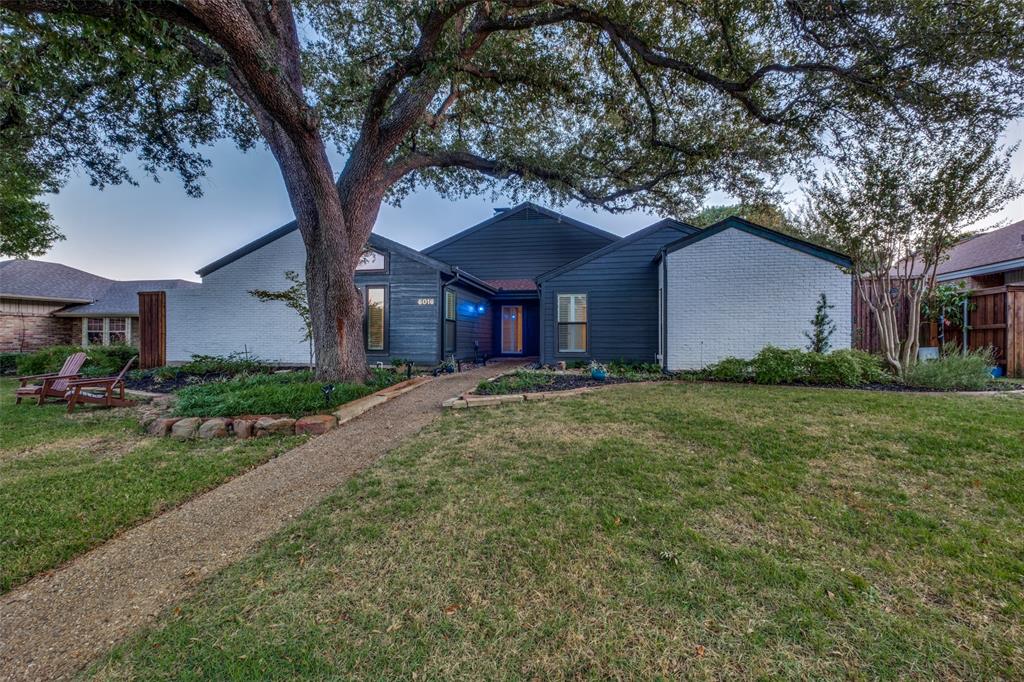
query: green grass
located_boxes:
[173,370,400,418]
[90,383,1024,679]
[0,379,303,593]
[476,370,555,395]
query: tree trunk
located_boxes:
[302,222,368,382]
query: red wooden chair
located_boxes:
[15,351,87,405]
[64,356,138,413]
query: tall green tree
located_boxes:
[800,126,1022,376]
[2,1,1023,380]
[688,203,795,233]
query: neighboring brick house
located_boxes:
[161,203,852,369]
[0,260,196,353]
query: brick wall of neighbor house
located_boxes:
[0,298,73,352]
[664,228,852,370]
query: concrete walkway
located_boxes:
[0,362,520,681]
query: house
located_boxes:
[0,259,196,353]
[933,219,1024,287]
[157,203,853,369]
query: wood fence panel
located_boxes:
[853,283,1023,377]
[1006,285,1024,377]
[137,291,166,369]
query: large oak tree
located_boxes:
[2,1,1022,380]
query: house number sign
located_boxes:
[417,298,435,305]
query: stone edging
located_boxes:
[443,385,601,409]
[143,375,434,439]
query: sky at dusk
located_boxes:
[37,119,1024,283]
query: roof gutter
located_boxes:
[0,293,93,304]
[449,267,497,294]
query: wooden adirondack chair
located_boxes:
[15,351,87,405]
[64,356,138,413]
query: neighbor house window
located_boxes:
[86,318,105,345]
[443,290,457,354]
[357,249,386,272]
[365,286,386,351]
[83,317,132,346]
[557,294,587,353]
[108,318,127,344]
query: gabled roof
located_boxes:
[0,259,195,314]
[935,219,1024,280]
[536,217,699,283]
[485,278,538,292]
[659,216,851,267]
[421,202,620,255]
[196,221,454,277]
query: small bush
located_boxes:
[750,346,806,385]
[805,351,863,386]
[832,349,892,384]
[904,348,995,391]
[477,370,554,395]
[705,357,750,382]
[174,371,375,418]
[15,344,137,377]
[0,353,19,376]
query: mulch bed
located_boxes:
[477,373,656,396]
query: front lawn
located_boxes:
[0,379,303,593]
[92,384,1024,679]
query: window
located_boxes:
[443,290,457,354]
[356,249,386,272]
[83,317,132,346]
[557,294,587,353]
[108,318,127,344]
[86,318,105,345]
[365,287,386,351]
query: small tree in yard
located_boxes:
[249,272,313,369]
[804,293,835,354]
[801,127,1022,377]
[4,2,1024,381]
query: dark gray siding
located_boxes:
[425,207,616,279]
[445,283,494,361]
[356,250,441,365]
[540,225,688,364]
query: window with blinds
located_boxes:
[444,290,456,354]
[557,293,587,353]
[366,286,385,351]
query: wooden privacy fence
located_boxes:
[853,284,1024,377]
[137,291,166,369]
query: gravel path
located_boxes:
[0,362,520,681]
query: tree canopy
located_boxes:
[3,1,1023,377]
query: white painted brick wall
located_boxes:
[665,228,852,370]
[166,230,310,364]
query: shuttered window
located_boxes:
[557,294,587,353]
[366,286,386,351]
[444,290,456,354]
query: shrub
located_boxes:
[750,346,806,385]
[805,351,862,386]
[605,360,663,379]
[704,357,750,382]
[15,344,137,377]
[904,347,995,391]
[476,370,554,395]
[0,353,19,376]
[832,349,892,384]
[173,371,376,418]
